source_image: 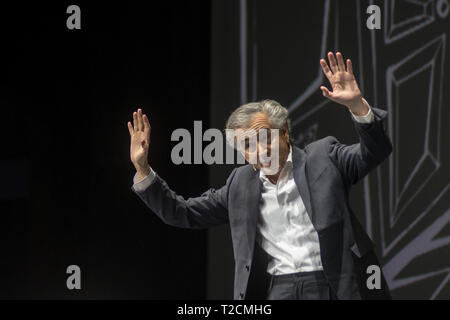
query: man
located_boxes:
[127,52,393,300]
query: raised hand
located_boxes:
[320,52,368,116]
[128,109,151,177]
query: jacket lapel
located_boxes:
[292,145,314,224]
[244,166,262,257]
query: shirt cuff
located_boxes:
[132,168,156,192]
[350,98,375,123]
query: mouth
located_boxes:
[260,160,272,168]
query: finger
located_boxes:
[320,59,333,80]
[137,109,144,131]
[143,114,151,138]
[346,59,354,75]
[336,52,346,71]
[133,112,138,131]
[127,121,134,136]
[327,52,338,73]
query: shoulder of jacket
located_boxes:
[303,136,339,152]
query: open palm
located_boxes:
[127,109,151,170]
[320,52,362,110]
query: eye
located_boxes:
[242,137,257,152]
[257,129,272,145]
[244,138,250,150]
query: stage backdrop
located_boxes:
[209,0,450,299]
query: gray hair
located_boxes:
[225,99,292,142]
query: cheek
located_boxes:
[243,151,253,162]
[267,140,280,157]
[269,142,286,160]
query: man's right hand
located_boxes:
[128,108,151,180]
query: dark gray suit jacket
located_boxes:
[132,107,393,300]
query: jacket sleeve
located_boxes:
[131,168,237,229]
[327,107,393,185]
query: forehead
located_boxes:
[248,112,271,130]
[233,113,274,141]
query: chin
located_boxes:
[261,166,279,176]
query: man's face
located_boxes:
[235,112,291,176]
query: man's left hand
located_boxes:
[320,52,368,116]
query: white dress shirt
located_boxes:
[133,103,375,275]
[256,103,374,275]
[257,145,323,274]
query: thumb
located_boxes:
[320,86,333,98]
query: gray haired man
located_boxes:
[127,52,393,300]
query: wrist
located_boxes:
[135,162,151,177]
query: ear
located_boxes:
[281,124,290,141]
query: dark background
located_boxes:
[0,1,211,299]
[0,0,449,299]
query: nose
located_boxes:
[258,141,272,161]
